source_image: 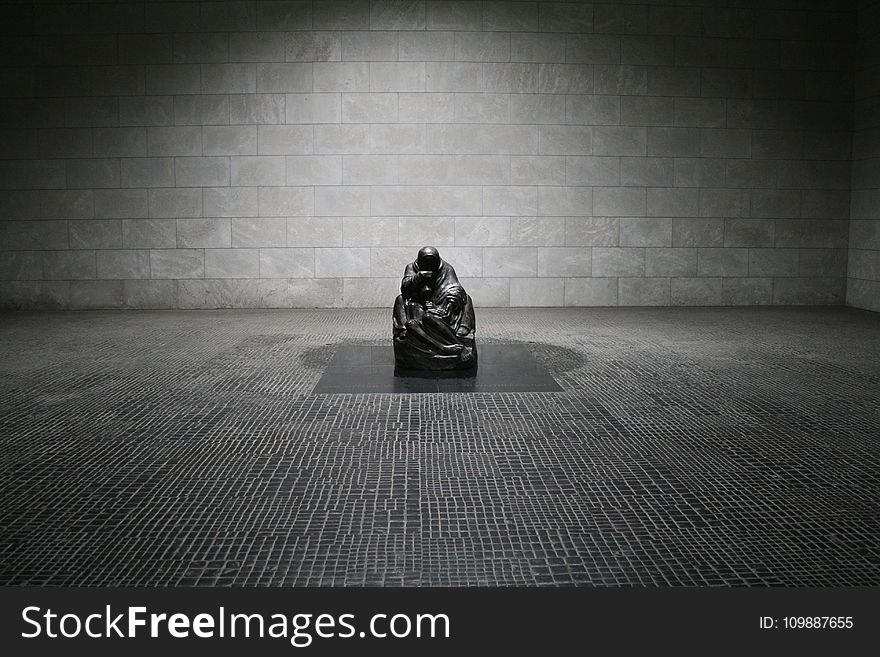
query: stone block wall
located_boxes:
[848,0,880,311]
[0,0,858,308]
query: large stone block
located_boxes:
[455,32,510,62]
[342,93,398,122]
[40,190,94,220]
[259,247,315,278]
[565,217,618,247]
[204,187,259,218]
[256,63,312,92]
[510,94,565,124]
[647,127,700,157]
[177,217,231,248]
[150,248,205,279]
[483,247,537,277]
[594,187,646,217]
[178,279,288,308]
[592,247,645,277]
[230,94,285,124]
[343,216,398,246]
[671,277,722,306]
[646,247,697,277]
[288,217,344,248]
[511,33,565,63]
[429,124,538,154]
[697,248,749,277]
[287,155,343,185]
[427,1,481,31]
[286,93,342,123]
[399,216,455,246]
[229,32,286,62]
[175,157,230,187]
[148,188,202,218]
[93,127,147,157]
[773,278,845,305]
[371,0,426,30]
[0,251,42,281]
[564,277,618,306]
[66,159,121,189]
[258,125,314,154]
[122,280,177,309]
[400,30,455,61]
[454,216,509,246]
[97,249,150,279]
[340,31,398,61]
[370,62,426,91]
[289,278,344,308]
[510,216,565,247]
[618,277,670,306]
[203,126,258,156]
[459,277,509,306]
[258,187,314,216]
[370,124,426,153]
[315,124,370,154]
[566,35,621,65]
[748,248,799,277]
[315,186,370,215]
[510,277,564,307]
[619,217,672,247]
[146,65,200,95]
[722,278,773,306]
[174,95,230,126]
[232,217,287,247]
[511,155,563,186]
[426,62,482,91]
[205,248,259,278]
[313,1,370,30]
[69,220,122,249]
[647,188,699,217]
[539,126,593,155]
[537,247,590,277]
[341,276,399,307]
[369,246,413,277]
[454,93,510,123]
[0,220,68,250]
[70,280,125,308]
[538,187,592,216]
[483,186,538,216]
[398,92,455,121]
[230,156,285,186]
[620,157,673,187]
[313,62,370,92]
[621,96,673,126]
[202,64,257,94]
[122,219,176,249]
[724,219,774,248]
[566,156,619,186]
[343,154,399,184]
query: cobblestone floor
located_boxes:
[0,307,878,586]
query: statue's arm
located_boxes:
[400,263,420,297]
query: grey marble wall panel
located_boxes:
[0,0,863,308]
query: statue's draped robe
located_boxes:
[393,259,476,370]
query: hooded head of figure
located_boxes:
[416,246,441,273]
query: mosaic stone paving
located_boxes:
[0,307,878,587]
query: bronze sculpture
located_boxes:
[392,246,477,372]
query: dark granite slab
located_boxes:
[312,343,563,393]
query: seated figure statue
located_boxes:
[392,246,477,372]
